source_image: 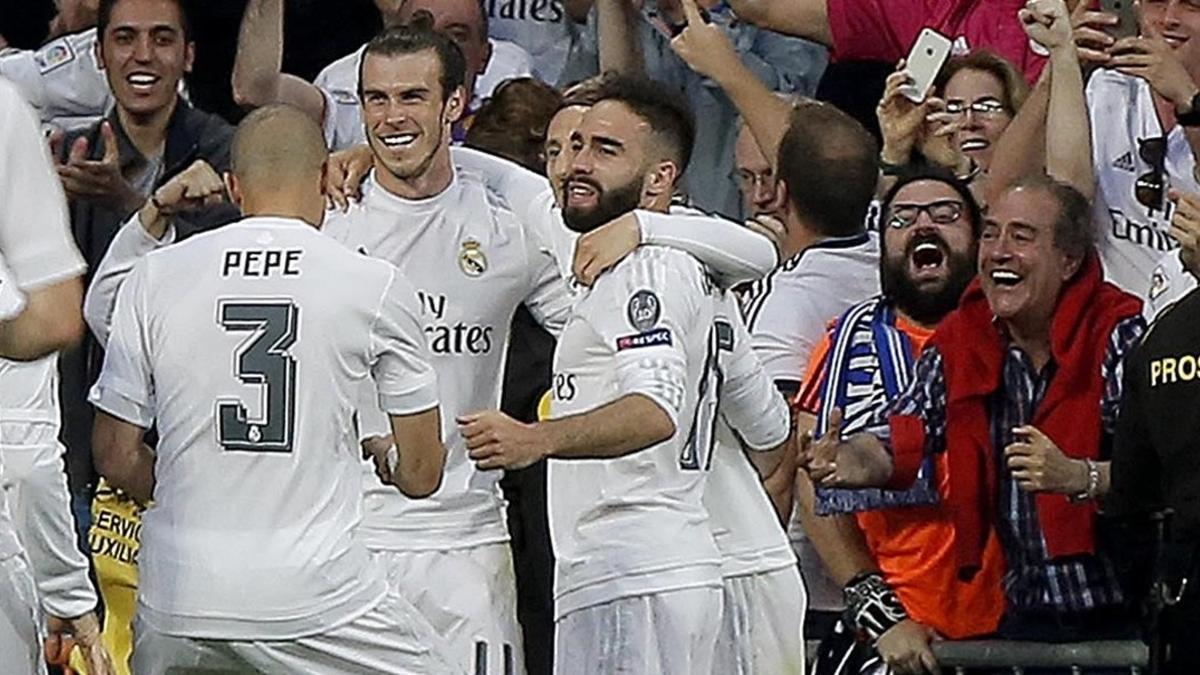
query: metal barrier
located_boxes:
[931,640,1149,674]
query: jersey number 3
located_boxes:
[215,300,299,453]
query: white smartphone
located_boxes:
[900,28,953,103]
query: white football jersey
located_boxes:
[707,296,796,580]
[323,171,572,551]
[1146,250,1196,321]
[0,29,111,133]
[486,1,577,84]
[315,38,535,150]
[547,246,725,618]
[739,232,881,611]
[89,216,438,640]
[1088,69,1200,296]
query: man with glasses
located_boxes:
[806,177,1146,652]
[795,168,1005,675]
[1077,0,1200,299]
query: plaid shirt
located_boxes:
[870,316,1146,613]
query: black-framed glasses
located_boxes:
[1136,136,1167,211]
[887,200,965,228]
[944,98,1009,118]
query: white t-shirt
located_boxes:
[486,1,578,85]
[739,232,882,611]
[89,216,437,640]
[322,171,573,551]
[0,29,111,133]
[707,295,796,579]
[315,38,534,150]
[547,245,723,618]
[1088,69,1200,296]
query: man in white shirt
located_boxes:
[0,28,111,134]
[233,0,534,151]
[0,77,105,675]
[460,75,793,675]
[1079,0,1200,297]
[90,104,456,674]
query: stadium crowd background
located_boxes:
[2,0,1200,674]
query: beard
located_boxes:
[562,176,644,234]
[881,234,977,325]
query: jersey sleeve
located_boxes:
[318,85,364,152]
[369,269,439,416]
[0,254,28,321]
[89,260,155,428]
[84,212,177,346]
[522,241,575,338]
[639,209,778,287]
[717,298,791,451]
[0,29,111,125]
[585,255,704,427]
[748,293,829,398]
[825,0,923,62]
[0,80,87,290]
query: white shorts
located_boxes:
[554,587,723,675]
[0,554,44,675]
[716,567,808,675]
[374,544,525,675]
[130,589,460,675]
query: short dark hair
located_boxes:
[98,0,191,42]
[358,20,466,101]
[777,102,880,237]
[881,165,983,237]
[1007,175,1095,260]
[559,73,616,110]
[591,73,696,172]
[467,78,563,173]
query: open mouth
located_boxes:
[960,138,990,153]
[1164,33,1189,48]
[380,133,418,149]
[911,241,945,270]
[989,269,1022,287]
[127,72,161,92]
[566,180,599,207]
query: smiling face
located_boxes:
[1139,0,1200,71]
[942,68,1013,171]
[97,0,192,118]
[882,180,978,323]
[360,49,464,182]
[546,105,586,207]
[562,101,652,234]
[979,187,1082,330]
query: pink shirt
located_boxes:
[826,0,1047,82]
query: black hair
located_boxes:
[777,102,879,238]
[98,0,191,41]
[592,73,696,172]
[880,165,983,237]
[1005,174,1094,260]
[358,19,467,101]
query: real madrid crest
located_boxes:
[458,239,488,277]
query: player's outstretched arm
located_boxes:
[92,411,155,504]
[0,277,84,361]
[461,394,676,470]
[231,0,326,124]
[387,407,447,498]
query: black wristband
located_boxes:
[1178,92,1200,127]
[879,159,909,177]
[843,571,908,640]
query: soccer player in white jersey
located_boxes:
[451,83,810,673]
[88,105,456,674]
[459,76,793,675]
[0,77,113,675]
[1076,0,1200,296]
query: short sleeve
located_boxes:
[89,261,155,428]
[748,295,828,397]
[0,81,87,290]
[369,269,439,416]
[586,254,704,427]
[826,0,922,62]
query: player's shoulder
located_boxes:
[597,245,707,297]
[781,232,878,283]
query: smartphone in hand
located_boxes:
[901,28,953,103]
[1100,0,1139,40]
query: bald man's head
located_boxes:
[227,105,329,226]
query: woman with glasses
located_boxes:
[876,50,1029,208]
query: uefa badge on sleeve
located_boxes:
[627,289,661,330]
[458,239,488,278]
